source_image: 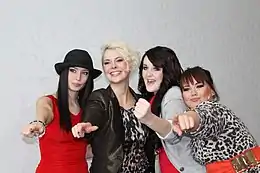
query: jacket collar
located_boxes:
[106,85,139,101]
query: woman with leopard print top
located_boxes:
[172,66,260,173]
[72,41,154,173]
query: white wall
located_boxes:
[0,0,259,172]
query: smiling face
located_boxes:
[102,49,131,84]
[181,77,214,109]
[68,67,89,92]
[141,56,163,94]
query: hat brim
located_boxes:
[54,62,102,79]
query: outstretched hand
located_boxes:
[21,122,45,138]
[72,122,98,138]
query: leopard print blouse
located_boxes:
[189,101,259,172]
[120,107,150,173]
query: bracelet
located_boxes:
[29,120,46,138]
[29,120,46,127]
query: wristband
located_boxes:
[29,120,46,138]
[29,120,46,127]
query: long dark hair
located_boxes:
[57,68,94,132]
[138,46,183,115]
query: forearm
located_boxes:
[36,111,49,124]
[142,113,172,138]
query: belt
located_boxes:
[206,146,260,173]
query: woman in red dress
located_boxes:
[21,49,101,173]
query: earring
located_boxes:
[209,94,217,101]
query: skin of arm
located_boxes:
[35,96,54,125]
[135,87,187,138]
[141,112,172,137]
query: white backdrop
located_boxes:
[0,0,259,172]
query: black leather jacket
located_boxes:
[82,86,156,173]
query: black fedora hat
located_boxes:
[54,49,102,79]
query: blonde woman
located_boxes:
[72,42,155,173]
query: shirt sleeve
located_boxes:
[189,101,227,139]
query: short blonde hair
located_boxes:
[101,41,140,71]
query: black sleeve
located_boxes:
[82,90,108,130]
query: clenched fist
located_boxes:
[133,98,153,124]
[172,111,196,136]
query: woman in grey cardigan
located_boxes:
[134,46,205,173]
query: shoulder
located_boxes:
[36,95,53,108]
[196,101,234,115]
[196,101,225,109]
[161,86,187,115]
[87,88,110,109]
[89,88,108,99]
[162,86,182,103]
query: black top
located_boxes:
[83,86,156,173]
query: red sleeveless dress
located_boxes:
[149,96,179,173]
[36,95,88,173]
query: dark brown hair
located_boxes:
[180,66,219,101]
[138,46,183,115]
